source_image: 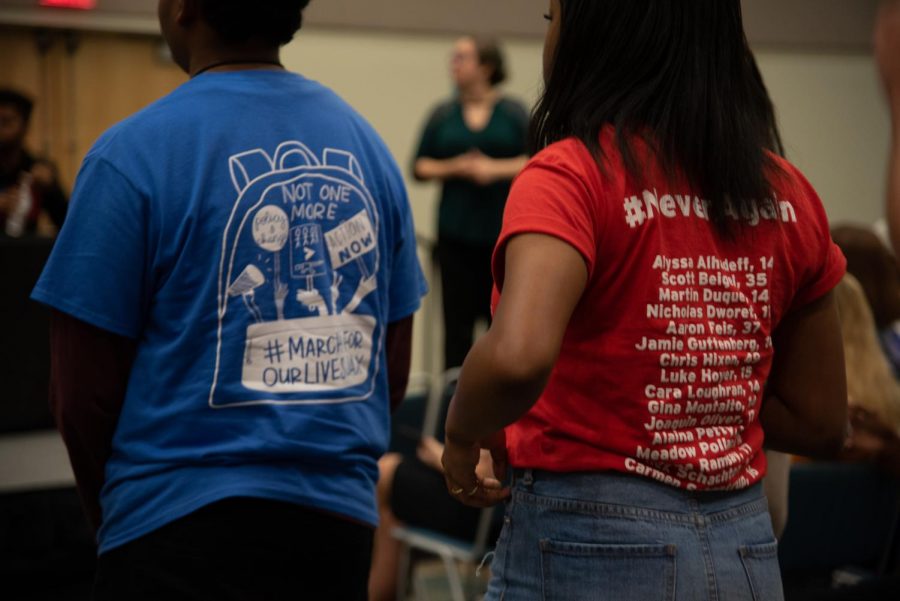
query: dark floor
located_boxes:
[2,488,95,601]
[3,486,898,601]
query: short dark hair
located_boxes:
[472,36,507,87]
[532,0,785,233]
[198,0,312,47]
[0,88,34,123]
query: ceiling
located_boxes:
[0,0,882,52]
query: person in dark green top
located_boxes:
[414,35,529,369]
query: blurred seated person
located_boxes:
[368,437,498,601]
[832,225,900,376]
[835,273,900,430]
[0,88,68,238]
[833,273,900,477]
[763,450,791,538]
[844,406,900,479]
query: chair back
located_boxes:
[422,367,460,442]
[389,372,431,457]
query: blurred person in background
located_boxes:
[832,224,900,375]
[836,273,900,479]
[835,273,900,430]
[0,88,68,238]
[413,36,529,369]
[759,273,900,548]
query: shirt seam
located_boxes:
[32,286,139,339]
[498,215,596,277]
[98,484,376,555]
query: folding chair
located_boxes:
[392,368,498,601]
[389,372,432,458]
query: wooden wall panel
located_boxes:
[0,27,185,190]
[69,33,185,183]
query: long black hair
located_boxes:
[531,0,784,230]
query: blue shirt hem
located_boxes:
[97,483,377,555]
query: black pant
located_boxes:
[437,236,494,370]
[93,497,374,601]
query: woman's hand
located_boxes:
[441,430,510,507]
[842,405,897,462]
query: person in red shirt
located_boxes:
[441,1,848,599]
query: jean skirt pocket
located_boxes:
[539,539,677,601]
[739,541,784,601]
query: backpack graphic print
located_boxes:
[209,141,383,408]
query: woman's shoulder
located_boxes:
[515,138,615,200]
[496,96,529,119]
[425,98,460,123]
[766,153,822,205]
[527,137,608,176]
[532,137,591,161]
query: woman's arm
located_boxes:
[413,156,469,182]
[464,154,530,186]
[441,233,588,505]
[761,291,848,458]
[876,1,900,254]
[413,153,529,185]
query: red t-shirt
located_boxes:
[492,132,846,491]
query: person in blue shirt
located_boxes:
[32,1,427,599]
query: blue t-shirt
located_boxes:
[32,70,427,554]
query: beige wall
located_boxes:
[285,30,890,232]
[283,29,891,372]
[283,30,543,247]
[758,51,890,226]
[2,24,889,373]
[283,31,545,373]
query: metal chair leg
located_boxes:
[441,553,467,601]
[396,542,411,601]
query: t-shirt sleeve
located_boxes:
[32,157,151,339]
[786,165,846,309]
[384,163,428,322]
[413,104,449,161]
[492,148,599,289]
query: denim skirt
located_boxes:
[485,469,784,601]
